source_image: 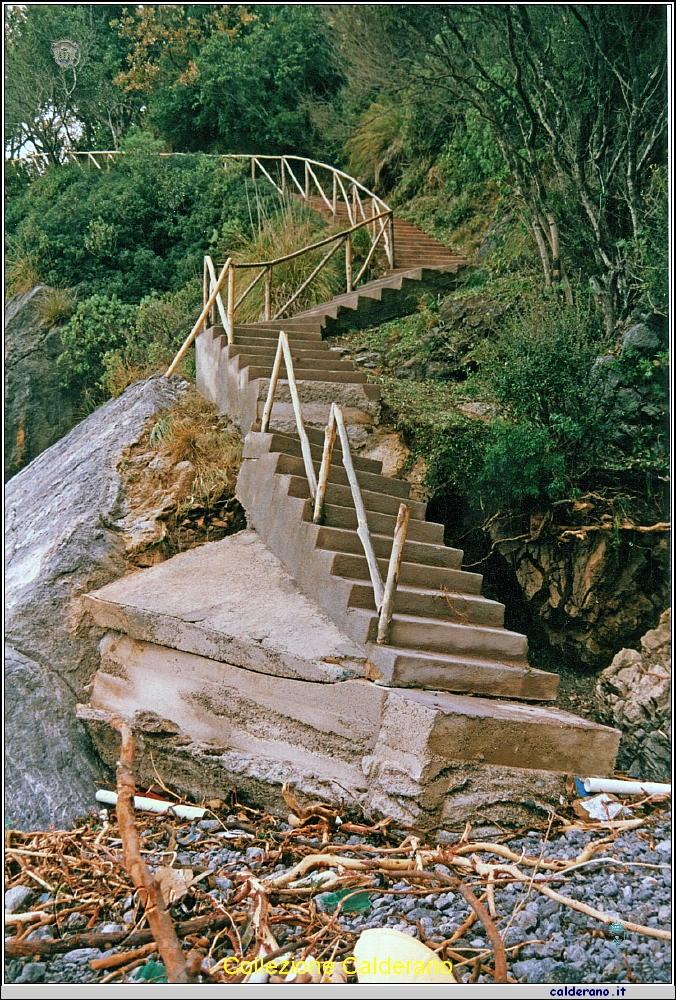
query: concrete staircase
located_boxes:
[81,210,620,828]
[238,425,558,702]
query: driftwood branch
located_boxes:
[5,913,233,959]
[402,870,508,984]
[109,717,196,984]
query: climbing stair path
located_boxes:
[79,155,620,828]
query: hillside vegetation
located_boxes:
[5,5,668,545]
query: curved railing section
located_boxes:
[12,150,396,370]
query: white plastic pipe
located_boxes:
[583,778,671,797]
[96,789,205,819]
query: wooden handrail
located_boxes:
[314,405,409,637]
[272,237,345,321]
[204,255,229,335]
[333,405,384,610]
[221,211,391,270]
[166,258,231,377]
[260,332,317,498]
[376,503,410,644]
[314,403,338,524]
[22,150,396,350]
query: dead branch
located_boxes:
[402,870,508,984]
[109,716,196,984]
[4,912,233,959]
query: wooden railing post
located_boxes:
[260,335,284,433]
[334,406,384,609]
[281,159,286,195]
[227,264,235,344]
[205,256,229,333]
[346,234,352,293]
[202,257,209,331]
[377,502,410,644]
[261,332,317,498]
[305,160,310,199]
[264,267,272,321]
[251,158,256,181]
[166,257,231,377]
[313,404,337,523]
[388,212,395,269]
[333,173,337,215]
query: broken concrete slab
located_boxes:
[84,530,368,683]
[81,625,619,829]
[363,689,619,827]
[371,688,620,779]
[91,632,386,771]
[79,705,370,818]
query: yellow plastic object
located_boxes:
[352,928,456,983]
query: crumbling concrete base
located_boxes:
[79,703,567,831]
[79,705,369,818]
[79,630,618,830]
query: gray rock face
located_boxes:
[5,375,187,830]
[4,286,79,481]
[621,321,664,356]
[596,609,671,780]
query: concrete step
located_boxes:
[211,324,324,342]
[266,432,383,475]
[233,353,358,373]
[229,346,344,365]
[330,552,483,594]
[366,644,559,701]
[316,525,461,569]
[228,334,330,351]
[349,608,529,661]
[313,503,443,544]
[286,476,428,520]
[274,453,410,498]
[345,579,504,626]
[236,322,325,338]
[243,366,369,385]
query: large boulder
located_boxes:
[5,375,187,830]
[595,609,671,781]
[5,286,79,480]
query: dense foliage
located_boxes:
[5,139,277,301]
[4,3,668,523]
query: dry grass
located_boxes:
[122,387,246,566]
[36,286,77,328]
[150,390,242,501]
[5,241,41,297]
[232,198,345,321]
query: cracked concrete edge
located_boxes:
[78,701,569,831]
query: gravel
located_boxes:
[5,814,671,985]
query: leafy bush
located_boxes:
[100,280,203,398]
[5,150,273,304]
[58,295,137,406]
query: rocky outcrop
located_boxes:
[595,609,670,781]
[479,514,670,669]
[5,375,188,830]
[5,286,79,480]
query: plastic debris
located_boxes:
[353,927,457,983]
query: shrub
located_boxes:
[58,294,137,405]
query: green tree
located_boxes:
[113,5,343,155]
[330,5,667,329]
